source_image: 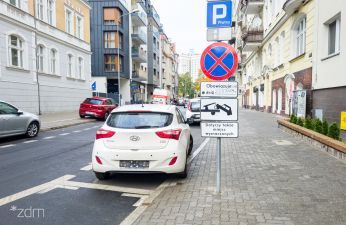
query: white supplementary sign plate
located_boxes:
[200,98,238,121]
[201,122,238,138]
[201,82,238,98]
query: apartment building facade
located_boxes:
[178,52,201,82]
[0,0,92,114]
[237,0,314,116]
[160,32,178,99]
[88,0,131,104]
[312,0,345,125]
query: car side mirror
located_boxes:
[17,110,23,115]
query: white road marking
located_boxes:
[0,175,75,206]
[73,130,81,133]
[37,185,79,194]
[43,136,56,140]
[0,144,16,149]
[83,128,91,131]
[23,140,38,144]
[119,181,176,225]
[121,193,149,207]
[59,133,70,136]
[93,125,100,128]
[80,164,92,171]
[60,180,152,195]
[187,138,210,165]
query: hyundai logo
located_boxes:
[130,136,140,142]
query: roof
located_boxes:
[112,104,175,113]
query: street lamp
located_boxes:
[117,9,140,106]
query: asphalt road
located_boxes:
[0,106,204,225]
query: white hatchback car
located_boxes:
[92,104,193,180]
[186,98,201,124]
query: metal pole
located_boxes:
[216,137,221,193]
[34,0,41,115]
[117,22,121,106]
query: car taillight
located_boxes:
[96,128,115,140]
[188,102,192,112]
[156,129,182,140]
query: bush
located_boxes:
[322,120,329,135]
[297,117,304,127]
[290,115,297,124]
[328,123,340,140]
[314,119,323,134]
[304,117,313,130]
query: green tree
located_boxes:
[178,73,195,98]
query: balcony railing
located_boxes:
[131,10,148,27]
[147,5,160,27]
[241,0,264,15]
[132,47,147,63]
[242,27,263,52]
[132,29,147,45]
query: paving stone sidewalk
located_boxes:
[40,111,95,131]
[134,110,346,225]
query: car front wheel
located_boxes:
[26,122,39,138]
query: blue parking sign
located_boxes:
[207,0,232,28]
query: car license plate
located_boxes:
[86,111,94,115]
[119,160,149,169]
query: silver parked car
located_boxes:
[0,101,40,138]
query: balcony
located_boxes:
[241,0,264,15]
[242,27,263,52]
[131,10,148,27]
[132,47,147,63]
[132,71,147,82]
[163,44,172,58]
[283,0,305,15]
[147,5,160,28]
[132,29,147,45]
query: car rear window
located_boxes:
[107,112,173,129]
[191,102,200,112]
[84,98,103,105]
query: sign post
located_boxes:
[200,42,239,193]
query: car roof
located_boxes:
[189,98,201,102]
[87,97,109,100]
[112,104,175,113]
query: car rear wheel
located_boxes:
[94,172,110,180]
[176,156,188,179]
[26,122,39,138]
[79,114,85,118]
[188,135,193,155]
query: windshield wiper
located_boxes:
[135,125,160,129]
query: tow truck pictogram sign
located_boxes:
[200,98,238,121]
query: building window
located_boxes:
[47,0,54,25]
[103,8,122,26]
[78,57,83,79]
[37,0,44,20]
[76,16,83,39]
[328,18,341,55]
[65,9,73,34]
[67,54,73,77]
[279,32,285,64]
[104,32,115,48]
[294,17,306,57]
[104,55,122,72]
[50,49,57,74]
[37,45,44,72]
[275,37,280,66]
[9,0,21,8]
[9,35,23,68]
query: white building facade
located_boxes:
[178,52,201,82]
[0,0,92,114]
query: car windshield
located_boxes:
[107,112,173,129]
[84,98,103,105]
[191,102,200,111]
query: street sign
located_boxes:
[200,42,238,81]
[207,0,232,28]
[91,81,96,91]
[201,81,238,98]
[201,122,238,138]
[207,27,233,42]
[200,98,238,121]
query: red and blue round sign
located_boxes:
[200,42,238,81]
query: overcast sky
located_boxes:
[151,0,209,55]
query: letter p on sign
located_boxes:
[213,4,227,25]
[207,1,232,28]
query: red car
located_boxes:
[79,97,118,120]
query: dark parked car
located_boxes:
[79,97,118,120]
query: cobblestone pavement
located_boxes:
[133,110,346,225]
